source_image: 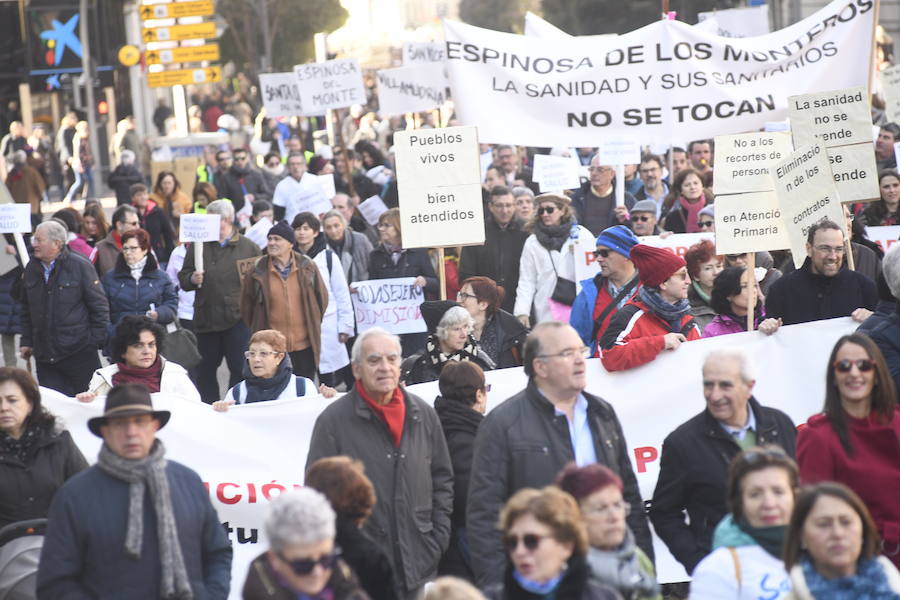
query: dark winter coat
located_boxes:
[484,554,623,600]
[481,309,529,369]
[368,246,439,296]
[229,166,271,206]
[857,303,900,393]
[101,252,178,331]
[458,217,529,313]
[37,460,233,599]
[242,553,369,600]
[21,248,110,363]
[335,516,398,600]
[138,201,175,264]
[212,169,246,212]
[106,164,143,206]
[649,397,796,574]
[0,266,23,335]
[570,181,637,236]
[765,257,877,326]
[0,426,87,529]
[401,345,494,386]
[306,386,454,595]
[467,382,653,587]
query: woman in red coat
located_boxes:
[797,333,900,568]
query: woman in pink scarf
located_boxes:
[661,169,712,233]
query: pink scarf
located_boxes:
[679,195,706,233]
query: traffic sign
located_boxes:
[145,43,220,65]
[147,66,221,88]
[139,0,215,20]
[142,22,216,43]
[118,44,141,67]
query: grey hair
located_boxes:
[322,209,347,227]
[10,150,26,166]
[206,199,235,222]
[36,220,67,247]
[265,488,335,551]
[703,347,757,383]
[523,321,571,379]
[436,306,474,341]
[120,149,136,166]
[511,186,534,200]
[884,244,900,300]
[424,577,487,600]
[351,327,402,365]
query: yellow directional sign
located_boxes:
[145,43,220,65]
[147,66,221,88]
[142,21,216,43]
[139,0,215,20]
[118,44,141,67]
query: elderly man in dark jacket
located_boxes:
[306,327,454,600]
[467,321,653,587]
[649,348,797,574]
[37,384,232,599]
[20,220,109,396]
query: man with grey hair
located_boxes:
[467,321,652,587]
[20,220,109,395]
[179,199,260,403]
[650,347,797,574]
[5,149,45,227]
[306,327,453,600]
[107,148,143,206]
[858,243,900,392]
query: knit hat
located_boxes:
[420,300,460,332]
[630,199,657,214]
[630,244,686,288]
[595,225,639,259]
[267,220,295,243]
[699,204,715,219]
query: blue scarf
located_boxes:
[638,285,691,331]
[802,556,900,600]
[512,569,564,596]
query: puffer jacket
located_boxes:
[101,253,178,331]
[600,299,701,372]
[571,273,640,356]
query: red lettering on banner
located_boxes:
[584,251,597,266]
[634,446,659,473]
[217,482,242,504]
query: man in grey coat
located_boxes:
[467,321,653,587]
[306,327,453,600]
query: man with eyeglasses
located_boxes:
[627,200,661,236]
[765,220,877,326]
[459,185,529,313]
[230,148,272,211]
[634,154,669,214]
[650,348,796,575]
[467,321,653,587]
[38,384,232,598]
[94,203,140,277]
[307,327,453,600]
[571,153,636,237]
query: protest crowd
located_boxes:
[2,7,900,600]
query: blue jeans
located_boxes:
[63,166,95,203]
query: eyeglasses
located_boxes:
[814,245,844,255]
[537,206,557,216]
[234,155,249,161]
[537,346,588,360]
[631,215,651,223]
[698,220,715,228]
[457,291,478,302]
[833,359,875,373]
[276,550,341,575]
[639,167,660,175]
[503,533,550,553]
[593,249,611,259]
[122,245,142,253]
[725,254,745,261]
[582,500,632,517]
[244,350,281,359]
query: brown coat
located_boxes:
[6,165,45,215]
[240,252,328,366]
[93,231,122,277]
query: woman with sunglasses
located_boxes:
[243,487,369,600]
[514,194,593,327]
[796,333,900,568]
[485,486,621,600]
[689,447,797,599]
[660,169,713,234]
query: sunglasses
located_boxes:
[698,220,714,227]
[593,249,611,258]
[503,533,550,553]
[833,359,875,373]
[631,215,651,223]
[537,206,557,215]
[277,550,341,576]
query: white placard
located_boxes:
[351,277,426,334]
[713,132,793,195]
[532,154,581,191]
[697,4,770,38]
[258,72,304,117]
[865,225,900,254]
[788,86,872,150]
[598,136,641,166]
[0,204,32,233]
[358,195,389,226]
[295,172,335,216]
[772,143,846,268]
[402,41,446,65]
[764,121,791,132]
[827,142,879,203]
[882,63,900,123]
[179,214,221,243]
[638,232,716,257]
[243,217,273,250]
[376,65,449,117]
[315,173,336,200]
[393,126,485,248]
[574,235,601,285]
[714,191,790,255]
[293,58,365,115]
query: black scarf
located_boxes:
[297,233,327,260]
[242,354,294,404]
[425,333,483,367]
[534,217,576,252]
[737,516,786,559]
[434,395,483,435]
[0,422,46,464]
[499,552,593,599]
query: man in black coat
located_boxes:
[231,148,272,207]
[766,220,877,326]
[19,221,109,396]
[467,322,653,587]
[458,186,529,313]
[212,149,246,212]
[649,348,797,574]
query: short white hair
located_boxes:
[511,186,534,200]
[35,221,67,246]
[206,199,234,222]
[703,347,757,383]
[436,306,473,341]
[351,327,401,365]
[120,149,136,166]
[322,209,347,227]
[265,488,335,551]
[884,244,900,300]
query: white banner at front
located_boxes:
[43,318,858,595]
[443,0,875,146]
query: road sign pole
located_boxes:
[80,0,102,199]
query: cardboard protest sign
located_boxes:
[882,63,900,123]
[402,41,446,65]
[697,5,770,38]
[0,204,32,233]
[864,225,900,254]
[713,132,792,195]
[179,214,220,243]
[358,195,389,226]
[713,191,790,255]
[787,86,872,149]
[772,143,845,268]
[598,136,641,166]
[376,65,449,117]
[826,142,879,203]
[393,126,485,248]
[258,72,304,117]
[293,58,365,115]
[351,277,426,334]
[532,154,581,191]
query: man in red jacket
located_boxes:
[600,244,701,371]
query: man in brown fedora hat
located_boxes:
[37,384,232,599]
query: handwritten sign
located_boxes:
[358,195,389,226]
[882,64,900,123]
[788,87,871,150]
[351,277,426,334]
[714,191,790,255]
[293,59,365,115]
[827,142,879,203]
[532,154,582,192]
[598,136,641,166]
[713,132,792,195]
[0,204,32,233]
[179,214,221,243]
[402,42,446,65]
[259,72,304,117]
[376,65,449,117]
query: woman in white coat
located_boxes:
[76,315,201,403]
[514,193,593,326]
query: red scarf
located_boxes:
[679,195,706,233]
[356,380,405,447]
[112,356,163,393]
[112,230,123,249]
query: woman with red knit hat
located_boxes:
[599,244,701,371]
